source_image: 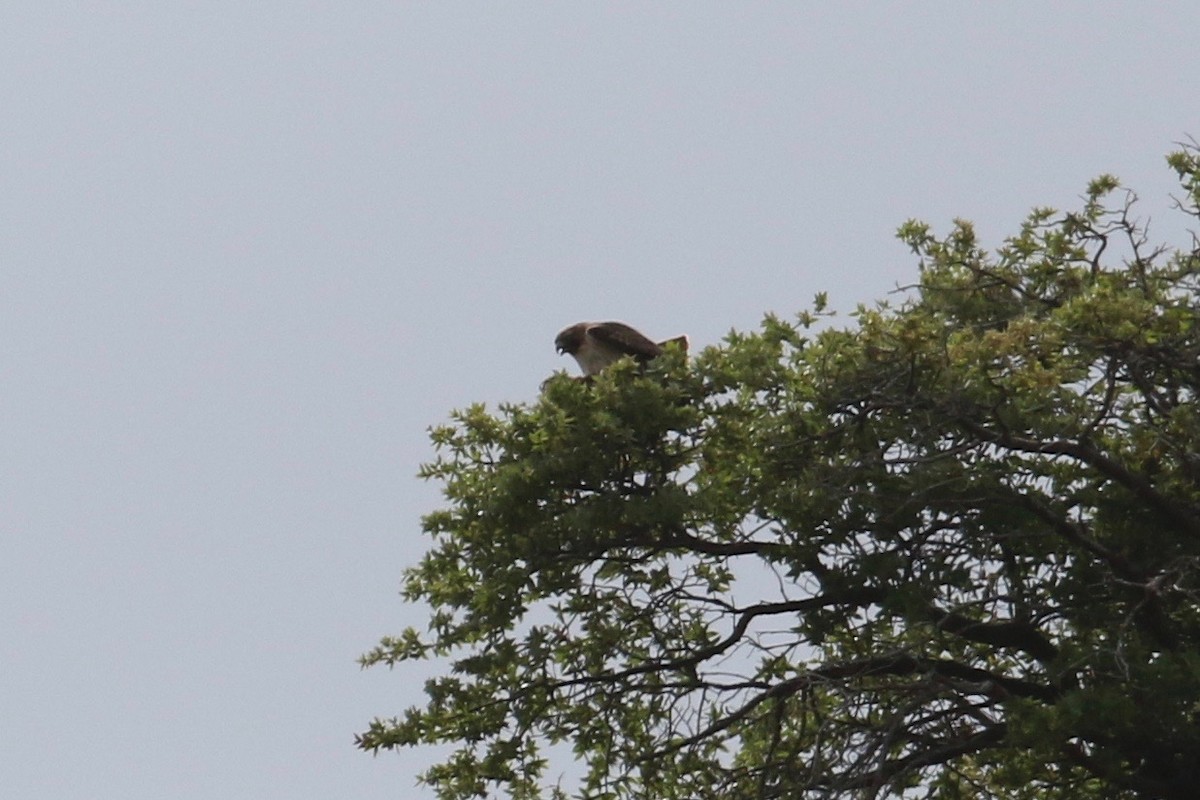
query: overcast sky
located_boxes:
[2,4,1198,798]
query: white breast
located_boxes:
[572,340,621,375]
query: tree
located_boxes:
[360,144,1200,800]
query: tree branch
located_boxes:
[925,604,1058,664]
[957,419,1200,538]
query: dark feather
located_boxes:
[586,321,663,361]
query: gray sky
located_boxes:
[2,4,1197,798]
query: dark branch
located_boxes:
[926,605,1059,664]
[957,419,1200,538]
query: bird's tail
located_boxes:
[658,335,689,355]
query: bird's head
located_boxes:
[555,323,587,355]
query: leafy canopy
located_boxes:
[362,144,1200,800]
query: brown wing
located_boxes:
[587,321,664,361]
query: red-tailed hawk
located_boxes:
[555,321,688,376]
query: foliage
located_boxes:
[361,144,1200,799]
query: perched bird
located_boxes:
[555,321,688,377]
